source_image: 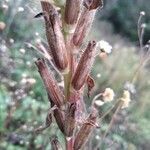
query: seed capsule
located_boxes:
[64,0,81,25]
[72,0,103,46]
[74,108,98,150]
[35,58,64,107]
[71,41,96,90]
[41,1,68,72]
[65,102,77,137]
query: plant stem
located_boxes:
[66,137,74,150]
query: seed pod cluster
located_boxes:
[33,0,110,149]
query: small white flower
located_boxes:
[102,88,115,102]
[140,11,145,16]
[124,81,136,94]
[97,40,112,54]
[121,90,131,109]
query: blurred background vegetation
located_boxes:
[0,0,150,149]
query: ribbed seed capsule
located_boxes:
[74,109,98,150]
[72,0,103,46]
[35,58,64,107]
[41,1,68,72]
[65,103,77,137]
[71,41,96,91]
[64,0,81,25]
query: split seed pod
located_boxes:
[65,103,77,137]
[74,108,98,150]
[71,41,96,90]
[41,1,68,72]
[49,96,65,134]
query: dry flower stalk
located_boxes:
[33,0,131,149]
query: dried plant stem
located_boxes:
[131,45,150,84]
[137,15,143,51]
[66,137,74,150]
[102,100,123,140]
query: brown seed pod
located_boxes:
[74,109,98,150]
[72,0,103,46]
[41,1,68,72]
[64,0,81,25]
[71,41,96,90]
[35,58,64,107]
[65,102,77,137]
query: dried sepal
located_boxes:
[53,108,65,134]
[48,95,65,134]
[65,102,77,137]
[64,0,81,24]
[74,108,98,150]
[51,136,63,150]
[35,58,64,107]
[41,1,68,72]
[71,41,97,90]
[34,110,52,133]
